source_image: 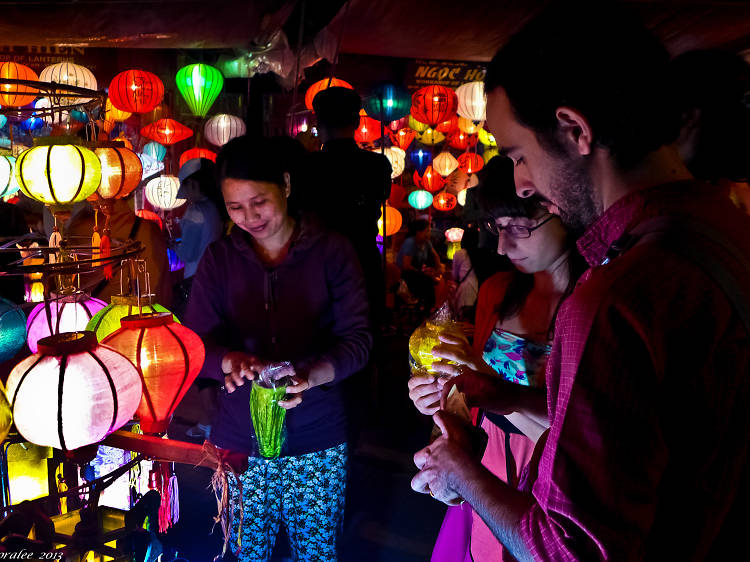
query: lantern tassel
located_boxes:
[156,461,176,533]
[100,230,112,280]
[202,441,244,560]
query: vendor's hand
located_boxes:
[408,374,442,416]
[221,352,264,393]
[278,375,309,410]
[431,332,492,376]
[440,369,521,414]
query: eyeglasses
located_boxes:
[483,214,555,239]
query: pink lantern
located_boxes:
[26,294,107,353]
[445,227,465,243]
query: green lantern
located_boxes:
[86,295,179,341]
[176,63,224,118]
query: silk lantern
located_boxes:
[20,115,44,132]
[87,294,178,342]
[411,85,458,126]
[378,205,403,237]
[457,152,484,175]
[0,62,38,107]
[6,331,142,450]
[447,131,478,151]
[135,209,163,230]
[103,98,131,124]
[418,128,445,146]
[456,81,486,123]
[176,63,224,118]
[143,142,167,162]
[205,114,246,147]
[101,312,205,434]
[458,117,483,135]
[391,128,416,151]
[434,192,457,212]
[92,146,143,201]
[15,145,102,206]
[0,297,26,363]
[408,115,428,133]
[179,147,216,168]
[445,227,464,243]
[372,147,405,179]
[141,118,193,146]
[436,115,458,134]
[365,83,410,122]
[409,148,432,175]
[483,148,499,163]
[1,155,19,198]
[145,175,185,210]
[478,128,497,147]
[108,70,164,113]
[408,190,433,210]
[354,115,381,144]
[415,166,445,193]
[39,62,97,104]
[0,381,11,443]
[304,77,354,111]
[26,294,107,353]
[457,188,468,206]
[0,114,7,128]
[433,152,459,177]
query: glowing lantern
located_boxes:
[0,297,26,363]
[0,115,6,128]
[434,192,457,212]
[168,248,184,272]
[456,81,486,123]
[20,115,44,132]
[92,146,143,202]
[113,133,133,151]
[141,118,193,146]
[478,128,497,147]
[101,312,205,434]
[305,77,354,111]
[138,152,164,179]
[391,128,416,150]
[457,188,468,206]
[135,209,163,229]
[445,227,464,243]
[104,98,131,123]
[179,147,217,168]
[389,116,409,131]
[458,117,483,135]
[457,152,484,175]
[5,442,52,504]
[409,148,432,175]
[408,115,429,133]
[0,381,10,443]
[143,142,167,162]
[145,175,185,210]
[108,69,164,113]
[205,114,246,147]
[1,155,19,198]
[483,148,499,163]
[87,294,178,342]
[26,294,107,353]
[389,183,407,208]
[365,83,411,122]
[175,63,223,118]
[415,166,445,193]
[0,62,38,107]
[467,174,479,188]
[373,147,405,179]
[408,190,433,210]
[447,131,478,151]
[378,205,403,237]
[433,152,459,177]
[436,115,459,134]
[418,128,445,146]
[15,145,102,207]
[39,62,97,104]
[411,85,458,126]
[354,115,381,144]
[6,331,142,450]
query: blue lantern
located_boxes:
[70,109,89,123]
[19,116,43,132]
[409,148,432,175]
[408,190,433,210]
[143,142,167,162]
[0,115,7,129]
[167,248,184,272]
[0,297,26,363]
[365,83,411,123]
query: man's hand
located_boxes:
[408,374,442,415]
[221,352,265,393]
[431,332,494,377]
[440,369,521,414]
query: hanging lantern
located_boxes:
[372,147,405,179]
[91,146,143,202]
[0,297,26,363]
[0,62,39,107]
[457,188,468,206]
[447,131,478,151]
[113,133,133,151]
[408,148,432,175]
[204,114,246,147]
[418,127,445,146]
[178,147,217,168]
[0,381,11,443]
[408,190,433,210]
[354,115,381,144]
[436,115,459,134]
[415,165,445,193]
[1,155,19,198]
[143,142,167,162]
[304,77,354,111]
[108,70,165,113]
[20,115,44,133]
[138,152,164,179]
[0,114,7,128]
[411,85,458,126]
[86,294,178,342]
[26,294,107,353]
[391,128,416,151]
[134,209,163,230]
[365,83,411,122]
[445,227,464,243]
[145,175,185,210]
[458,116,483,135]
[389,116,409,132]
[456,81,487,124]
[433,152,459,177]
[478,128,497,147]
[15,145,102,207]
[175,63,224,118]
[141,118,193,146]
[408,115,429,133]
[378,205,403,237]
[6,331,142,450]
[434,192,457,212]
[389,183,408,208]
[457,152,484,175]
[167,248,185,272]
[103,97,131,123]
[483,147,499,163]
[39,62,97,104]
[101,312,205,434]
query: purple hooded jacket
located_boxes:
[184,214,371,457]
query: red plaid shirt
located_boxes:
[520,181,750,560]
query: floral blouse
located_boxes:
[482,327,551,388]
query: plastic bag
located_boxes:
[249,362,294,458]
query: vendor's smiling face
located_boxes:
[222,176,290,241]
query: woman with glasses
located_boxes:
[408,155,586,562]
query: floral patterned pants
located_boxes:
[230,443,348,561]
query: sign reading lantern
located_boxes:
[0,62,39,107]
[204,114,246,147]
[141,118,193,146]
[108,69,165,114]
[39,62,97,104]
[176,63,224,118]
[6,331,142,451]
[410,85,458,126]
[145,175,185,210]
[434,192,457,212]
[305,77,354,111]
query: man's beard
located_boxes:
[549,157,598,236]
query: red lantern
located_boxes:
[108,70,164,114]
[411,85,458,126]
[434,192,457,212]
[101,312,205,434]
[389,116,409,132]
[135,209,163,230]
[141,118,193,146]
[354,115,381,144]
[436,115,459,134]
[414,166,446,193]
[178,148,217,169]
[447,131,478,151]
[390,128,416,151]
[457,152,485,175]
[389,183,408,208]
[305,77,354,111]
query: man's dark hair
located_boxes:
[313,86,361,130]
[408,219,430,238]
[479,155,547,220]
[485,2,681,170]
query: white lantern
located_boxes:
[456,81,486,124]
[433,151,459,178]
[204,114,246,147]
[457,188,468,206]
[372,147,406,179]
[6,332,142,451]
[145,175,185,210]
[39,62,97,104]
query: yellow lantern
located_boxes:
[433,151,459,177]
[5,442,52,504]
[478,128,497,147]
[483,147,499,163]
[419,127,445,146]
[458,116,483,135]
[15,145,102,207]
[408,115,429,133]
[378,205,402,237]
[145,175,185,210]
[456,81,486,123]
[0,381,12,443]
[92,146,143,202]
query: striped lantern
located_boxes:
[179,148,217,168]
[26,294,107,353]
[433,151,459,178]
[91,146,142,202]
[108,70,164,114]
[457,153,484,175]
[204,114,246,147]
[39,62,97,105]
[456,81,487,124]
[410,85,458,126]
[141,118,193,146]
[145,175,185,210]
[408,190,433,210]
[0,62,39,107]
[1,155,19,198]
[87,294,178,342]
[175,63,224,118]
[143,142,167,162]
[372,147,405,179]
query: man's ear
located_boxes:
[555,106,593,156]
[283,172,291,198]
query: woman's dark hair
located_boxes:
[187,159,228,221]
[408,219,430,238]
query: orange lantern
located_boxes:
[354,115,381,144]
[447,131,478,151]
[434,192,457,212]
[101,312,205,434]
[108,70,164,114]
[414,166,445,193]
[457,152,484,175]
[113,133,133,150]
[91,146,143,202]
[378,205,403,237]
[433,151,459,178]
[178,148,217,168]
[391,128,416,150]
[436,115,459,134]
[305,77,354,111]
[411,85,458,126]
[141,118,193,146]
[0,62,38,107]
